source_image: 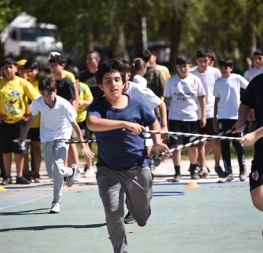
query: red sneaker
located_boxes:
[137,221,147,227]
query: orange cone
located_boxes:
[186,181,200,188]
[0,185,7,192]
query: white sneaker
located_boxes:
[65,164,77,187]
[50,202,60,213]
[84,167,94,178]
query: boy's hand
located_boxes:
[232,120,246,133]
[154,143,170,157]
[126,123,146,135]
[240,132,256,146]
[81,145,95,158]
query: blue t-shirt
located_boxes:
[88,95,156,170]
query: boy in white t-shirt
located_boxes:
[18,76,94,213]
[213,58,248,183]
[164,55,206,182]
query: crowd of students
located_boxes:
[1,47,263,252]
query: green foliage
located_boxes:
[2,0,263,67]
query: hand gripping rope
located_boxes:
[151,127,242,167]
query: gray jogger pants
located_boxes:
[42,139,73,203]
[96,166,153,253]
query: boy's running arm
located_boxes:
[232,104,251,133]
[17,115,38,143]
[87,115,146,135]
[71,120,94,158]
[150,119,169,154]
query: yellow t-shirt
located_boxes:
[28,80,41,128]
[0,76,40,124]
[63,70,76,83]
[77,82,93,123]
[156,64,171,82]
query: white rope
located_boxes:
[145,130,242,141]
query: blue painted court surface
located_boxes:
[0,159,262,253]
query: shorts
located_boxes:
[197,118,216,135]
[168,120,198,145]
[249,160,263,191]
[0,121,27,154]
[144,126,153,147]
[77,121,89,139]
[27,128,40,142]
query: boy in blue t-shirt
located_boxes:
[87,58,169,253]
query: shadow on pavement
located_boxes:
[0,207,50,216]
[0,223,107,232]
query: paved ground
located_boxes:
[1,157,263,253]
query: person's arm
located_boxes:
[70,120,94,158]
[163,97,170,110]
[198,95,206,128]
[150,119,169,154]
[78,84,93,108]
[17,115,38,143]
[213,97,220,132]
[87,115,146,135]
[240,127,263,146]
[232,104,251,133]
[157,101,167,131]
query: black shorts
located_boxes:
[249,160,263,191]
[168,120,198,145]
[197,118,216,135]
[77,121,91,139]
[0,121,27,154]
[27,128,40,142]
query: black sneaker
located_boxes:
[172,173,181,182]
[16,176,31,184]
[1,176,12,185]
[218,173,234,183]
[189,166,200,180]
[215,165,225,178]
[124,211,135,224]
[199,167,210,178]
[32,172,41,183]
[23,172,32,182]
[239,167,247,181]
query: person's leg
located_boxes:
[2,153,12,177]
[14,153,25,177]
[52,140,72,204]
[169,120,183,182]
[251,185,263,211]
[232,137,246,181]
[125,166,152,224]
[0,153,5,179]
[67,143,79,168]
[250,159,263,211]
[31,141,41,177]
[96,167,127,253]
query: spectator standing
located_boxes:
[48,54,80,172]
[0,58,40,185]
[23,60,42,182]
[149,52,171,82]
[67,65,94,177]
[244,49,263,81]
[189,48,224,178]
[131,57,147,88]
[164,55,206,182]
[213,58,248,183]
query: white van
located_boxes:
[0,12,63,57]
